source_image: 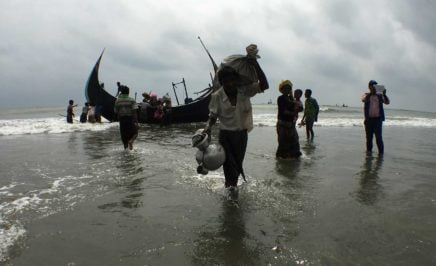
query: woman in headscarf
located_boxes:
[276,80,302,158]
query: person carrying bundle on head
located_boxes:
[203,44,269,200]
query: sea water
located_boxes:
[0,105,435,265]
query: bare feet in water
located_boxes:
[128,140,133,150]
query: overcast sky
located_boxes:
[1,0,436,112]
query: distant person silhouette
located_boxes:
[115,81,122,97]
[66,100,77,124]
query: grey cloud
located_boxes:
[323,0,360,27]
[1,0,436,112]
[387,0,436,48]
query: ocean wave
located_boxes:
[1,113,435,137]
[319,107,363,114]
[252,114,436,128]
[0,173,99,261]
[0,117,117,136]
[0,221,26,263]
[385,117,436,127]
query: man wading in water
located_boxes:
[66,100,77,124]
[203,44,269,200]
[114,86,139,150]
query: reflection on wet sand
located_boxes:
[142,123,203,144]
[116,151,144,178]
[302,140,316,157]
[191,202,260,265]
[97,149,146,211]
[275,159,301,180]
[83,129,118,160]
[67,132,78,154]
[356,155,384,205]
[116,151,145,209]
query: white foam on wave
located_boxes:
[180,168,258,200]
[253,114,436,128]
[180,170,300,218]
[0,183,22,196]
[386,116,436,127]
[0,221,26,263]
[1,112,433,136]
[180,171,226,193]
[2,194,43,216]
[0,117,117,136]
[0,173,97,261]
[253,114,277,127]
[316,118,363,127]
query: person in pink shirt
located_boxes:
[361,80,390,154]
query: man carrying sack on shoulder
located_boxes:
[203,44,269,200]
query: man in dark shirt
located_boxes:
[66,100,77,124]
[361,80,390,154]
[114,86,139,150]
[115,81,122,97]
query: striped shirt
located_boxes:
[304,97,319,120]
[114,94,138,117]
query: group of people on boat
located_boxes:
[138,91,172,125]
[115,81,173,125]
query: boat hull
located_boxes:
[85,51,212,123]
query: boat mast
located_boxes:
[172,78,190,106]
[198,36,218,73]
[172,81,180,105]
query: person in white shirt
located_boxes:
[203,45,268,199]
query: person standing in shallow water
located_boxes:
[80,102,89,123]
[276,80,302,159]
[301,89,319,140]
[114,86,139,150]
[203,44,269,200]
[361,80,390,154]
[66,100,77,124]
[95,104,103,123]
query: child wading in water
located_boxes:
[301,89,319,140]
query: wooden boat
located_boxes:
[84,50,214,123]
